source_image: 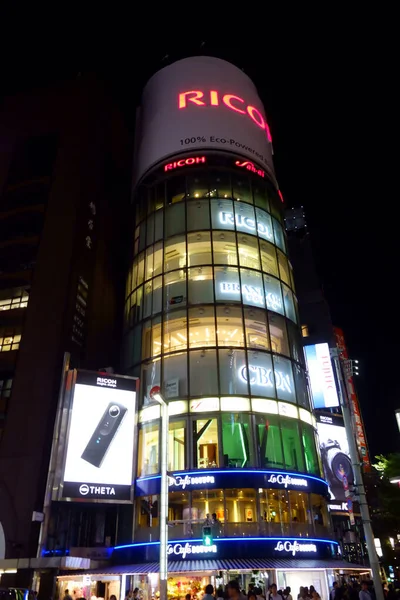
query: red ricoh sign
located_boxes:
[164,156,206,172]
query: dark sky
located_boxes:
[1,19,398,457]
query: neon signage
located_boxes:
[240,365,292,394]
[178,90,272,143]
[169,475,215,489]
[274,541,317,556]
[219,211,273,240]
[267,474,308,488]
[168,542,217,559]
[235,160,265,178]
[164,156,206,172]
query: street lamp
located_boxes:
[150,386,169,600]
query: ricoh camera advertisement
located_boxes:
[317,414,354,502]
[62,371,136,501]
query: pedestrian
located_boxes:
[216,587,224,600]
[359,583,371,600]
[110,595,117,600]
[186,594,192,600]
[203,584,215,600]
[255,587,265,600]
[311,592,321,600]
[227,580,246,600]
[64,590,73,600]
[249,594,257,600]
[284,587,293,600]
[270,584,281,600]
[330,583,339,600]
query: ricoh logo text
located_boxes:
[274,541,317,556]
[170,475,215,489]
[267,474,308,488]
[96,377,117,388]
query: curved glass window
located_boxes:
[213,230,238,265]
[244,307,269,351]
[222,413,254,468]
[188,266,214,303]
[281,418,305,472]
[256,413,284,469]
[216,305,244,347]
[138,422,159,476]
[187,231,212,266]
[193,418,219,468]
[302,424,320,475]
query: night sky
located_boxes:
[2,21,398,457]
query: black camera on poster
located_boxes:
[320,438,354,494]
[81,402,127,468]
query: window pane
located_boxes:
[259,488,289,526]
[281,419,305,472]
[216,305,244,347]
[145,247,154,281]
[269,312,290,356]
[189,306,216,347]
[153,276,162,314]
[165,203,186,238]
[194,418,219,468]
[192,489,225,522]
[214,267,240,303]
[187,199,210,231]
[163,310,187,353]
[264,275,283,314]
[282,284,296,323]
[187,232,212,266]
[143,281,152,318]
[255,208,274,242]
[168,420,186,471]
[287,320,304,364]
[146,214,155,247]
[163,352,188,399]
[232,174,252,203]
[138,422,159,476]
[142,320,152,360]
[154,209,163,241]
[241,269,265,308]
[166,175,186,205]
[289,490,310,524]
[302,424,319,474]
[164,236,186,271]
[256,414,284,469]
[311,493,329,527]
[260,240,278,277]
[153,241,163,277]
[152,316,162,357]
[141,359,161,406]
[213,171,232,198]
[212,230,238,265]
[188,267,214,304]
[225,489,257,528]
[273,218,286,252]
[234,202,257,236]
[245,351,275,398]
[155,182,165,211]
[189,349,218,396]
[238,234,260,270]
[273,355,296,403]
[277,250,290,285]
[137,252,145,286]
[253,181,269,211]
[222,413,254,468]
[293,364,310,409]
[187,172,209,199]
[211,199,234,231]
[244,307,270,351]
[219,349,248,395]
[164,269,186,311]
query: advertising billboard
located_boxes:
[334,327,370,470]
[317,414,354,503]
[304,343,339,409]
[62,371,136,500]
[134,56,275,183]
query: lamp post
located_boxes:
[150,386,169,600]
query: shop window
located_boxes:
[244,307,269,351]
[136,495,160,529]
[302,424,320,475]
[0,333,21,352]
[141,359,161,406]
[189,306,216,347]
[289,490,311,524]
[164,269,187,310]
[269,312,290,356]
[273,355,296,403]
[0,287,29,312]
[192,489,225,522]
[310,493,329,527]
[253,182,269,211]
[241,269,265,308]
[259,489,290,525]
[168,491,189,523]
[166,175,186,205]
[255,208,274,242]
[187,232,212,266]
[153,276,163,314]
[225,488,257,528]
[213,172,232,198]
[256,413,284,469]
[234,202,257,236]
[238,234,260,270]
[164,236,186,272]
[264,275,283,314]
[246,351,275,397]
[222,413,254,468]
[163,352,188,399]
[219,349,249,395]
[260,240,278,277]
[188,267,214,304]
[151,316,162,357]
[189,349,219,397]
[168,420,186,471]
[216,305,244,347]
[187,173,209,199]
[293,363,311,409]
[193,418,219,468]
[281,418,305,472]
[211,198,235,231]
[273,218,286,253]
[163,310,187,353]
[187,199,211,231]
[138,422,159,476]
[214,266,240,303]
[212,230,238,265]
[232,174,252,203]
[165,203,186,238]
[277,250,290,285]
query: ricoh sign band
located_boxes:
[219,210,273,240]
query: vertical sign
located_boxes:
[304,343,339,408]
[334,327,370,471]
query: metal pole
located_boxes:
[331,349,384,600]
[159,399,169,600]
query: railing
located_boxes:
[134,521,332,542]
